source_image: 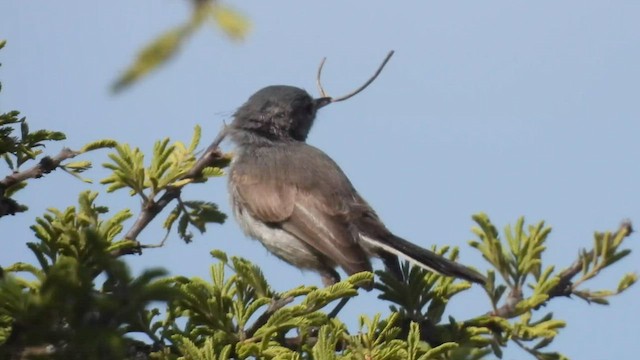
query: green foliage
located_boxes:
[570,226,637,304]
[101,126,228,243]
[0,192,176,359]
[462,214,635,358]
[157,256,473,360]
[112,0,250,92]
[1,191,636,359]
[377,249,472,324]
[0,113,66,171]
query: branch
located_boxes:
[0,147,79,217]
[489,287,523,318]
[113,126,229,257]
[489,220,633,318]
[184,124,228,179]
[548,219,633,299]
[316,51,394,103]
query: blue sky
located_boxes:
[2,1,639,358]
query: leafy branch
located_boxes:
[101,125,231,256]
[464,214,636,359]
[1,193,636,359]
[0,191,177,359]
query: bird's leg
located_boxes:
[321,269,351,319]
[327,298,351,319]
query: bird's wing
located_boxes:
[282,191,371,275]
[231,144,371,275]
[231,170,296,222]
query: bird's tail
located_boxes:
[362,234,486,285]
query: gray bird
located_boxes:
[227,85,485,291]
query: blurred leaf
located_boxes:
[112,25,192,92]
[63,160,91,172]
[3,181,27,198]
[211,4,251,41]
[25,129,66,144]
[617,273,637,293]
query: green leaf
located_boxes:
[4,262,44,280]
[177,213,191,242]
[424,342,458,359]
[25,129,66,143]
[312,324,342,360]
[617,273,638,293]
[3,181,27,197]
[201,166,225,177]
[210,249,228,264]
[188,125,202,153]
[64,160,92,171]
[211,4,251,41]
[112,24,193,92]
[605,249,631,267]
[163,204,182,231]
[80,139,118,152]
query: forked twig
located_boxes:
[316,57,329,97]
[316,50,395,103]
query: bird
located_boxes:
[226,85,486,293]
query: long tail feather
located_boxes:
[361,234,486,285]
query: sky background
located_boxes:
[2,1,639,358]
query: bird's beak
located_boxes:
[314,97,332,110]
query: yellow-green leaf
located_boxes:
[211,5,251,41]
[112,25,191,92]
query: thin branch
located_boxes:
[489,287,523,318]
[488,220,633,318]
[316,50,394,103]
[0,148,79,217]
[549,220,632,299]
[0,148,79,189]
[144,227,173,250]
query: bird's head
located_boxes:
[231,85,331,143]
